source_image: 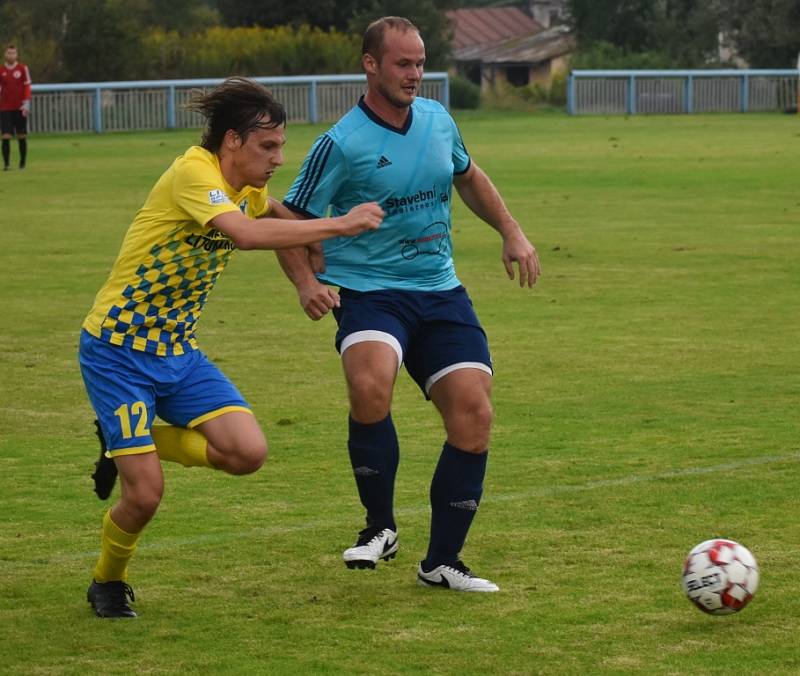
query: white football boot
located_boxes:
[343,525,398,569]
[417,560,499,592]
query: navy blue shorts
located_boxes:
[332,286,492,398]
[78,330,250,457]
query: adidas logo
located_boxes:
[354,466,380,476]
[449,499,479,511]
[376,155,392,169]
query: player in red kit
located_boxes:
[1,44,32,171]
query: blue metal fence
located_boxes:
[29,73,450,134]
[567,70,799,115]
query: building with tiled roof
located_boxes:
[448,3,574,92]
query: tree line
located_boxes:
[568,0,800,69]
[0,0,456,82]
[0,0,797,84]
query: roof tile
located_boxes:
[448,8,543,50]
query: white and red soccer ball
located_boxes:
[682,539,759,615]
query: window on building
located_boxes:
[463,63,481,87]
[505,65,530,87]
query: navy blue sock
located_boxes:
[423,442,488,569]
[348,414,399,531]
[2,139,9,167]
[18,138,26,166]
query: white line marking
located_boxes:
[7,451,799,567]
[491,451,800,503]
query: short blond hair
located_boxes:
[362,17,419,62]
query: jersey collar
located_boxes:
[358,96,413,136]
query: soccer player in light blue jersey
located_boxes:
[279,16,541,592]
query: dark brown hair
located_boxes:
[187,77,286,152]
[362,16,420,62]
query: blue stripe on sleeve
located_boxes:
[294,134,334,211]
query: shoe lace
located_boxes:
[355,525,383,547]
[106,581,136,608]
[448,560,475,577]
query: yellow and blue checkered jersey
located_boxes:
[83,146,270,356]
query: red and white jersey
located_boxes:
[0,61,32,112]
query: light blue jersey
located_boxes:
[284,97,471,292]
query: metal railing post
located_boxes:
[93,87,103,133]
[308,80,318,124]
[685,75,694,114]
[741,73,749,113]
[627,75,636,115]
[167,85,176,129]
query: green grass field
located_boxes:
[1,111,799,674]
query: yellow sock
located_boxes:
[93,510,140,583]
[151,424,213,468]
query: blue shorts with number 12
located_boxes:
[78,330,250,457]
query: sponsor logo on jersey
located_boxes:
[399,221,449,260]
[186,227,236,252]
[385,186,436,211]
[376,155,392,169]
[208,189,231,205]
[384,185,448,216]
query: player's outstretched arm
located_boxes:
[210,202,383,251]
[270,202,362,321]
[454,161,541,288]
[267,198,327,274]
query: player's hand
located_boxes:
[298,279,340,320]
[339,202,383,236]
[502,230,541,288]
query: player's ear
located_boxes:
[224,129,242,150]
[362,52,378,75]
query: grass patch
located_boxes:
[1,111,798,674]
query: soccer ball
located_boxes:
[682,539,759,615]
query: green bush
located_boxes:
[570,41,680,70]
[547,73,567,106]
[449,75,481,109]
[480,74,568,112]
[520,73,568,106]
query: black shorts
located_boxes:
[0,110,27,136]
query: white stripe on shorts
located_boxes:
[424,361,493,395]
[339,330,404,371]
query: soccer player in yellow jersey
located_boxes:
[79,78,383,618]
